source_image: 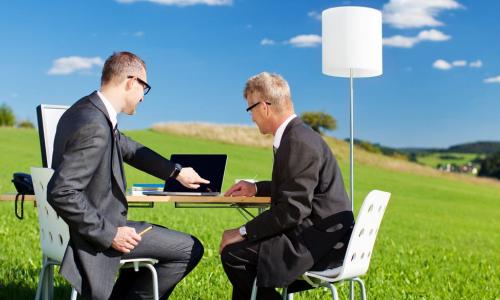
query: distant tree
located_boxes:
[478,151,500,180]
[300,111,337,134]
[408,152,418,162]
[0,103,15,126]
[17,119,35,129]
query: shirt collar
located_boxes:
[273,114,297,149]
[97,91,118,128]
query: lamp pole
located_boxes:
[349,69,354,212]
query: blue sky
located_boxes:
[0,0,499,148]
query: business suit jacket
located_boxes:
[47,91,175,299]
[245,117,354,287]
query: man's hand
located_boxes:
[219,228,245,254]
[176,167,210,189]
[111,226,141,254]
[224,180,257,197]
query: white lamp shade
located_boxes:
[322,6,382,78]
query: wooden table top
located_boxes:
[0,194,270,204]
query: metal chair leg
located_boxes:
[70,288,78,300]
[250,278,258,300]
[34,262,48,300]
[143,263,159,300]
[352,277,367,300]
[325,282,339,300]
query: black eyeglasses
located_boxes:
[128,75,151,95]
[246,101,271,112]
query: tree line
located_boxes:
[0,103,34,128]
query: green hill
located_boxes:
[0,127,499,299]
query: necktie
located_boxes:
[273,146,278,156]
[113,124,119,140]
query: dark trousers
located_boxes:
[109,221,204,300]
[221,240,336,300]
[221,239,283,300]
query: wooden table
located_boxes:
[1,193,271,218]
[0,194,269,203]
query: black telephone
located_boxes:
[12,172,34,220]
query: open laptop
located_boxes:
[143,154,227,196]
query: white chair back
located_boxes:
[31,167,70,262]
[336,190,390,281]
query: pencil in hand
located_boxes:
[138,225,153,236]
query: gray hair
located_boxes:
[243,72,294,114]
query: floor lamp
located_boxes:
[322,6,383,299]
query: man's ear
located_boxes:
[124,77,133,91]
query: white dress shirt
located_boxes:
[273,114,297,150]
[97,91,118,129]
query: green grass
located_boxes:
[0,127,499,299]
[416,152,481,169]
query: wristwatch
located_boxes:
[239,225,247,238]
[170,163,182,179]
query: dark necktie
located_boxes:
[113,124,126,188]
[113,124,119,141]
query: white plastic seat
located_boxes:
[32,167,159,300]
[251,190,391,300]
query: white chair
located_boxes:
[251,190,391,300]
[32,167,160,300]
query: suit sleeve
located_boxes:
[255,181,271,196]
[245,137,320,241]
[117,132,175,180]
[48,123,116,251]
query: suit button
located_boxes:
[121,211,127,216]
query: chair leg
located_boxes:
[325,282,339,300]
[70,287,78,300]
[250,278,258,300]
[34,262,49,300]
[143,263,159,300]
[352,278,367,300]
[281,287,294,300]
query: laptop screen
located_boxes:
[164,154,227,193]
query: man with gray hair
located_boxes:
[219,72,354,299]
[48,51,207,299]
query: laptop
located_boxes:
[143,154,227,196]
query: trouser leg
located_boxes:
[220,239,281,300]
[110,221,204,300]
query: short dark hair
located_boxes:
[101,51,146,86]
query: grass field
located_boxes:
[416,152,481,169]
[0,127,499,299]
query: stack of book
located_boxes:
[131,183,164,196]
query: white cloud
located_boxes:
[433,59,452,70]
[433,59,483,70]
[484,76,500,84]
[383,0,464,29]
[417,29,451,41]
[116,0,232,6]
[452,60,466,67]
[307,11,321,21]
[48,56,104,75]
[383,35,419,48]
[133,31,144,37]
[383,29,450,48]
[469,60,482,68]
[288,34,321,48]
[260,38,275,46]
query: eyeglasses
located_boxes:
[127,75,151,95]
[246,101,271,112]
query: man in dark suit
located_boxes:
[219,72,354,299]
[48,51,208,299]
